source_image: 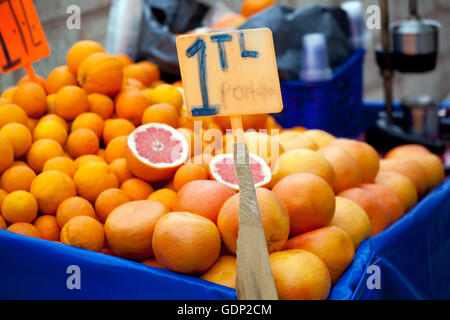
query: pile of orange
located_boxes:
[0,39,446,300]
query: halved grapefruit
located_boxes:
[126,123,189,182]
[208,153,271,190]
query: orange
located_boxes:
[0,166,36,192]
[283,226,354,285]
[7,222,41,238]
[115,54,133,67]
[87,93,114,120]
[105,136,128,163]
[200,256,237,289]
[11,161,29,168]
[385,144,430,159]
[123,64,151,86]
[360,183,405,223]
[150,80,166,89]
[329,196,371,249]
[77,52,123,96]
[46,93,56,113]
[218,188,290,254]
[122,78,145,90]
[115,89,149,125]
[318,146,362,193]
[0,134,14,174]
[0,103,29,129]
[1,87,19,101]
[137,61,160,84]
[12,82,47,118]
[74,154,106,168]
[38,114,69,132]
[73,162,119,202]
[0,123,32,157]
[44,66,78,94]
[28,118,38,133]
[27,139,64,173]
[43,156,77,178]
[33,120,68,146]
[142,258,165,269]
[54,85,89,120]
[105,200,168,259]
[210,13,247,30]
[272,173,335,236]
[338,187,391,236]
[147,188,177,211]
[141,88,153,104]
[0,98,10,106]
[271,149,335,188]
[174,180,236,223]
[406,153,444,192]
[66,40,105,75]
[147,84,183,112]
[278,130,318,151]
[375,171,418,211]
[17,74,46,89]
[33,215,60,241]
[173,164,208,191]
[380,158,427,197]
[214,114,267,131]
[103,118,135,145]
[303,129,336,148]
[152,211,221,274]
[61,216,105,252]
[94,188,131,222]
[141,103,178,127]
[241,0,275,17]
[30,170,77,214]
[329,138,380,183]
[71,112,104,139]
[56,196,96,227]
[97,148,107,160]
[269,249,331,300]
[172,80,183,88]
[120,178,154,201]
[265,115,282,135]
[66,128,99,158]
[0,215,6,229]
[109,158,133,183]
[1,191,38,224]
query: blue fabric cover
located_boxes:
[1,178,449,300]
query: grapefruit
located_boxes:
[126,123,189,182]
[208,153,271,190]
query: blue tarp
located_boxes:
[1,178,449,300]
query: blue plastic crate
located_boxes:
[273,50,365,137]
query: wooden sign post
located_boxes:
[0,0,50,80]
[177,28,283,300]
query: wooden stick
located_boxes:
[231,115,278,300]
[23,63,37,82]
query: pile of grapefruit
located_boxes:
[0,40,445,300]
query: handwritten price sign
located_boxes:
[0,0,50,74]
[176,28,282,117]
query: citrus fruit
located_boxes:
[104,200,168,259]
[33,215,60,241]
[137,61,160,84]
[174,180,236,223]
[27,139,65,173]
[1,86,18,100]
[338,187,391,236]
[375,171,418,211]
[109,158,133,183]
[74,154,106,167]
[73,161,119,203]
[87,93,114,120]
[241,0,275,17]
[405,153,444,192]
[56,196,96,227]
[0,134,13,174]
[385,144,430,159]
[61,215,105,252]
[103,118,135,145]
[12,82,47,118]
[152,211,221,274]
[173,164,209,191]
[271,149,335,188]
[115,88,150,126]
[142,258,165,269]
[44,66,78,94]
[0,123,32,158]
[38,114,69,131]
[283,226,354,285]
[30,170,77,214]
[278,131,318,151]
[71,112,104,139]
[303,129,336,148]
[115,54,133,67]
[17,74,46,89]
[7,222,41,238]
[208,153,271,190]
[120,178,154,201]
[329,196,371,249]
[0,165,36,192]
[360,183,405,223]
[1,191,38,224]
[147,84,183,112]
[269,249,331,300]
[380,158,427,197]
[43,156,77,178]
[126,123,189,182]
[147,188,177,211]
[0,103,29,129]
[141,103,179,128]
[54,85,89,120]
[77,52,123,96]
[217,188,289,254]
[272,173,335,236]
[94,188,131,222]
[105,136,128,163]
[66,128,99,158]
[123,64,151,86]
[66,40,105,75]
[200,255,237,289]
[33,120,68,146]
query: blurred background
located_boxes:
[0,0,449,103]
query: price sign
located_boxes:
[176,28,282,117]
[0,0,50,74]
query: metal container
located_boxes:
[402,95,440,138]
